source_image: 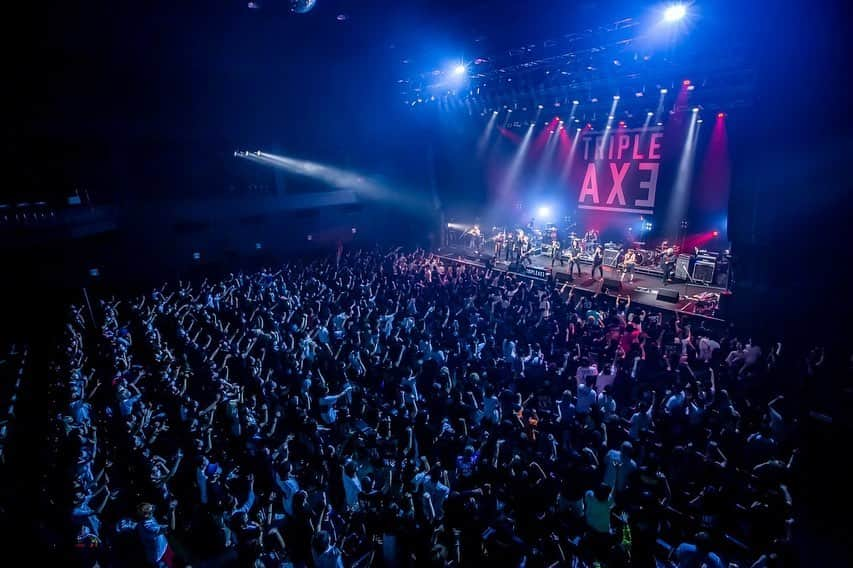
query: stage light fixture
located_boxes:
[717,112,725,119]
[660,88,668,94]
[712,230,719,237]
[663,4,687,23]
[453,64,467,75]
[613,95,620,100]
[647,111,654,116]
[692,107,699,112]
[697,119,703,123]
[656,122,664,126]
[636,91,644,97]
[572,100,580,105]
[538,104,544,109]
[537,205,551,218]
[682,79,691,86]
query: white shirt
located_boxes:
[576,364,599,384]
[699,338,720,362]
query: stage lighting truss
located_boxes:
[398,17,754,126]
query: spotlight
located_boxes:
[493,110,499,114]
[635,91,644,97]
[608,115,615,120]
[660,88,668,94]
[697,119,703,124]
[687,85,695,91]
[663,4,687,23]
[537,205,551,218]
[692,107,700,113]
[453,64,467,75]
[572,100,580,105]
[192,252,201,261]
[712,230,719,237]
[647,111,654,116]
[255,242,263,250]
[656,122,664,126]
[717,112,725,119]
[538,104,544,109]
[682,79,691,86]
[613,95,620,100]
[351,227,357,234]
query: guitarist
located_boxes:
[661,247,677,285]
[550,239,564,267]
[567,242,582,278]
[591,245,605,279]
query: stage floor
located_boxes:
[435,245,729,321]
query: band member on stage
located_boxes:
[621,249,637,283]
[520,235,532,266]
[468,225,481,250]
[661,247,676,284]
[505,232,514,261]
[567,242,582,277]
[550,239,564,267]
[591,245,604,279]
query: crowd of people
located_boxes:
[47,247,806,567]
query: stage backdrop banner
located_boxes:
[573,127,664,215]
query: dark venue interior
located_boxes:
[1,1,850,567]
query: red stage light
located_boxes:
[712,230,719,237]
[717,112,725,119]
[682,79,691,86]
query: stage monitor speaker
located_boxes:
[601,277,622,293]
[554,271,574,283]
[657,289,680,303]
[675,254,692,280]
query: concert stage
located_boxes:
[434,244,730,321]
